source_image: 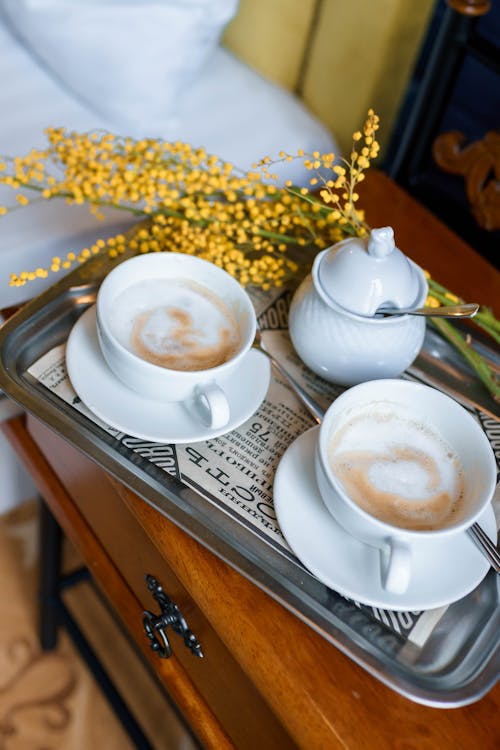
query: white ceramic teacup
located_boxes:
[96,253,256,429]
[314,379,497,594]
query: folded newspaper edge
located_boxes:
[23,282,500,650]
[27,334,500,649]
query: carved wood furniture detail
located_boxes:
[385,0,498,266]
[447,0,491,16]
[433,130,500,231]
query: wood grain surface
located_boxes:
[114,476,500,750]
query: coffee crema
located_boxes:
[327,406,466,531]
[109,278,241,371]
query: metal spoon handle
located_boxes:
[268,356,325,424]
[467,523,500,573]
[380,303,479,318]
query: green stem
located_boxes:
[285,187,325,208]
[3,181,150,217]
[427,277,457,298]
[430,318,500,402]
[476,306,500,334]
[427,278,500,344]
[472,317,500,347]
[427,283,459,306]
[9,179,334,247]
[252,227,301,244]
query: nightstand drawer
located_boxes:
[28,416,295,750]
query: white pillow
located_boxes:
[0,0,239,134]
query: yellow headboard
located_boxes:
[223,0,435,155]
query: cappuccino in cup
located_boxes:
[327,404,466,531]
[315,379,497,595]
[109,278,241,371]
[96,252,258,429]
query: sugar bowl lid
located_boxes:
[313,226,427,316]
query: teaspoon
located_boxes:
[377,302,479,318]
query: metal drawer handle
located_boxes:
[142,574,203,659]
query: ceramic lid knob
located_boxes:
[313,226,427,316]
[367,226,395,258]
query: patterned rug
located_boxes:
[0,499,194,750]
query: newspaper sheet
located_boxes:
[27,287,500,648]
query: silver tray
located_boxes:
[0,253,499,708]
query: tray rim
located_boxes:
[0,255,499,708]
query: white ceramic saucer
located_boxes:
[274,427,495,611]
[66,305,271,443]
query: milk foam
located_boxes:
[109,278,241,371]
[328,404,466,530]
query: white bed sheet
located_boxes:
[0,19,337,307]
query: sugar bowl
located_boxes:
[288,227,428,385]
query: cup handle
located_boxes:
[194,383,230,429]
[380,539,411,595]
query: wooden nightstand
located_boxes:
[2,171,499,749]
